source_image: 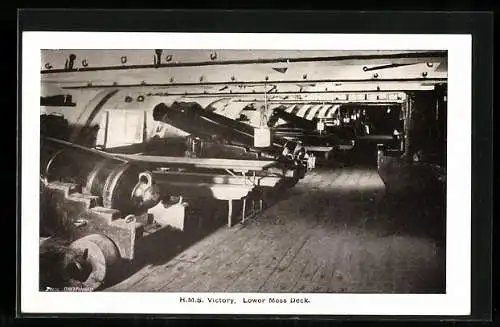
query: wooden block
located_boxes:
[46,181,78,197]
[89,206,121,223]
[67,193,101,209]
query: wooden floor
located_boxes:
[105,166,446,293]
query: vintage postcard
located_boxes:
[21,32,471,316]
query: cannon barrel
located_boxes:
[152,101,254,145]
[41,136,149,212]
[41,136,127,186]
[268,107,317,130]
[267,107,357,149]
[152,101,299,159]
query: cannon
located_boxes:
[40,136,191,291]
[152,101,310,174]
[39,136,293,291]
[268,106,356,144]
[266,106,356,160]
[267,106,317,130]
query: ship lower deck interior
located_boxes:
[38,49,448,294]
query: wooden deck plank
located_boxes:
[297,258,319,282]
[106,264,157,292]
[324,169,343,186]
[342,168,361,190]
[257,234,314,293]
[220,232,287,292]
[221,228,308,293]
[107,223,245,291]
[171,225,275,292]
[172,223,246,263]
[293,280,330,293]
[356,168,373,189]
[173,252,255,292]
[327,171,351,189]
[311,261,334,285]
[220,225,306,292]
[115,223,260,292]
[161,225,270,291]
[224,263,277,293]
[123,259,195,292]
[103,167,445,294]
[367,169,385,189]
[320,232,358,292]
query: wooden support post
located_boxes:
[403,95,413,157]
[241,198,247,224]
[227,199,233,228]
[103,111,109,148]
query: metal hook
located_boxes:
[138,171,153,187]
[154,49,163,66]
[65,54,77,71]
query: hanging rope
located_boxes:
[260,81,268,128]
[254,81,272,148]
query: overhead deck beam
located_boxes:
[53,78,446,90]
[42,57,446,89]
[79,86,434,97]
[41,50,447,73]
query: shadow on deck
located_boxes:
[105,164,446,294]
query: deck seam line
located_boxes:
[257,234,311,292]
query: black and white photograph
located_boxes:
[20,31,474,316]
